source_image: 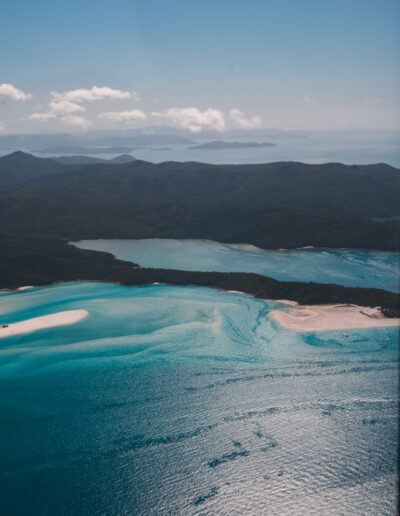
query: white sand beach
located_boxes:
[270,303,400,331]
[0,310,89,338]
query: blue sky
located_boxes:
[1,0,399,133]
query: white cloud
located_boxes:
[29,99,89,128]
[29,112,57,121]
[51,86,133,102]
[152,107,225,132]
[48,100,85,115]
[98,109,147,124]
[0,121,7,134]
[229,108,262,129]
[29,110,91,130]
[60,115,93,129]
[0,83,32,101]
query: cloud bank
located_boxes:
[229,109,262,129]
[98,109,147,124]
[0,84,32,101]
[152,107,225,132]
[29,112,57,122]
[29,101,91,129]
[48,100,85,115]
[60,115,92,129]
[51,86,134,102]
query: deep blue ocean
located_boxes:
[0,279,398,515]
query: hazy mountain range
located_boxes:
[1,127,399,152]
[51,154,136,165]
[0,130,195,150]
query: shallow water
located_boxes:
[73,238,400,292]
[0,282,398,515]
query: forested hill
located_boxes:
[0,152,398,251]
[1,152,398,216]
[0,151,64,187]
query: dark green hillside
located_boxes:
[34,159,400,216]
[1,153,399,216]
[1,197,398,251]
[51,154,136,165]
[0,153,398,250]
[29,159,398,217]
[0,151,64,187]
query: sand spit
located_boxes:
[270,303,400,332]
[0,310,89,338]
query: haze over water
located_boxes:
[1,130,399,167]
[0,282,398,514]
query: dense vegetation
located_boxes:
[0,152,398,314]
[0,152,399,250]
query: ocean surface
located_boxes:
[73,238,400,292]
[0,282,398,515]
[1,130,400,166]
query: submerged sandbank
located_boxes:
[270,303,400,332]
[0,310,89,338]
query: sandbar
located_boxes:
[270,303,400,332]
[0,310,89,338]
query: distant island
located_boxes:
[188,141,276,150]
[33,146,137,155]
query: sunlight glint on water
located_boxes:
[0,282,398,515]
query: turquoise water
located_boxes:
[73,238,400,292]
[0,282,398,514]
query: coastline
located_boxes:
[270,303,400,331]
[0,309,89,338]
[2,277,399,323]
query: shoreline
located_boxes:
[1,273,399,323]
[270,303,400,332]
[0,310,89,338]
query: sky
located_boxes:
[0,0,399,134]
